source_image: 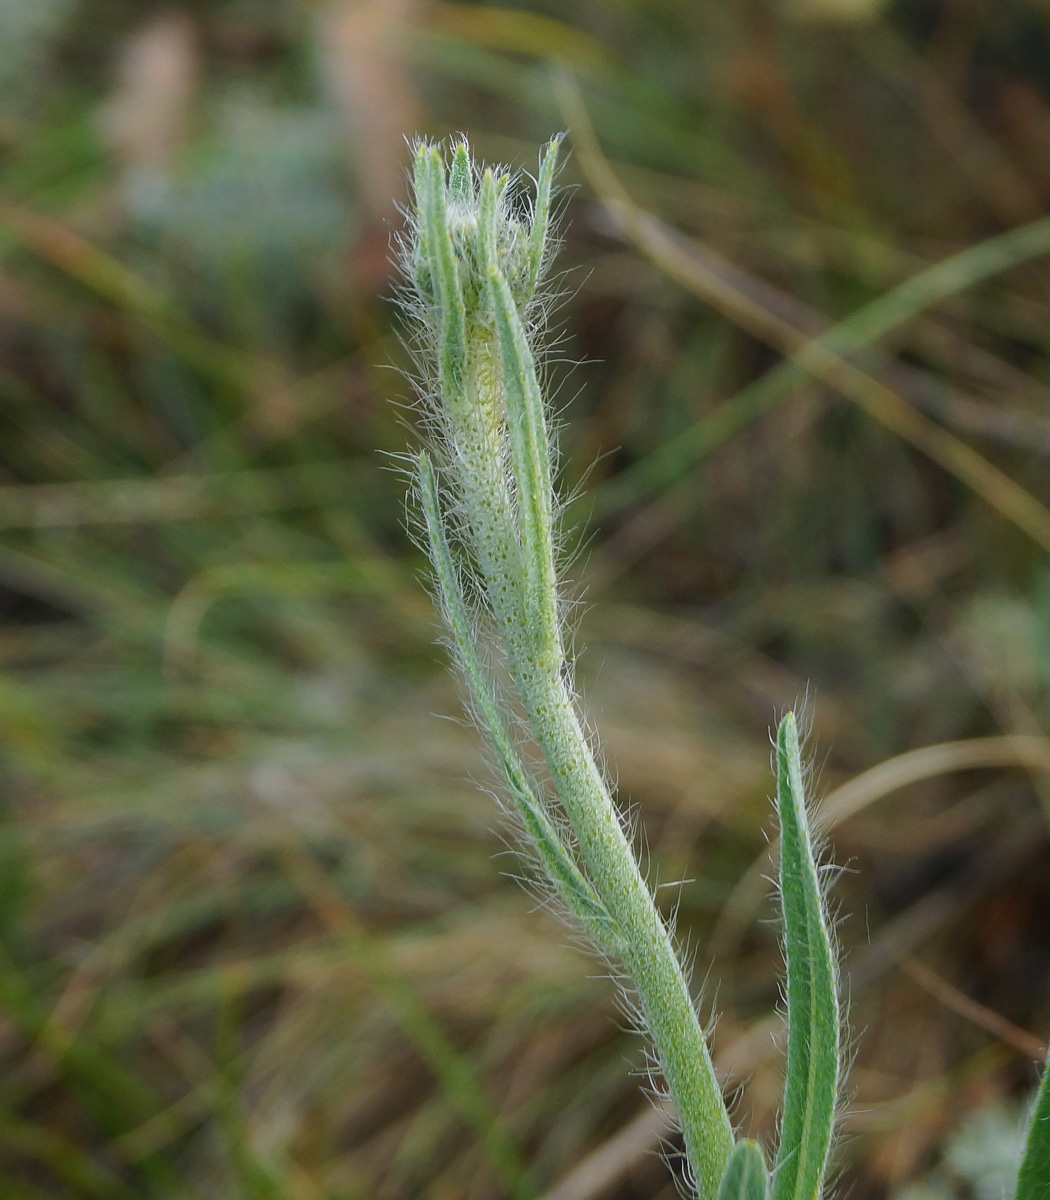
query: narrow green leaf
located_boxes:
[478,168,500,268]
[1015,1055,1050,1200]
[717,1141,771,1200]
[485,265,557,635]
[418,146,466,395]
[523,133,564,303]
[415,453,611,936]
[774,712,840,1200]
[410,144,435,303]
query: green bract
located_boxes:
[394,136,1049,1200]
[717,1141,772,1200]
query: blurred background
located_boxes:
[1,0,1050,1197]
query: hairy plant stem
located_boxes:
[397,134,1050,1200]
[469,230,728,1200]
[404,137,733,1198]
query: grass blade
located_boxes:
[774,713,840,1200]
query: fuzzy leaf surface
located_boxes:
[717,1140,771,1200]
[774,712,840,1200]
[416,453,611,938]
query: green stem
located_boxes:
[403,137,735,1199]
[519,663,734,1197]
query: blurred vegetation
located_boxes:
[0,1,1049,1197]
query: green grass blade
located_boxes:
[774,712,840,1200]
[0,944,191,1195]
[717,1140,771,1200]
[1015,1056,1050,1200]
